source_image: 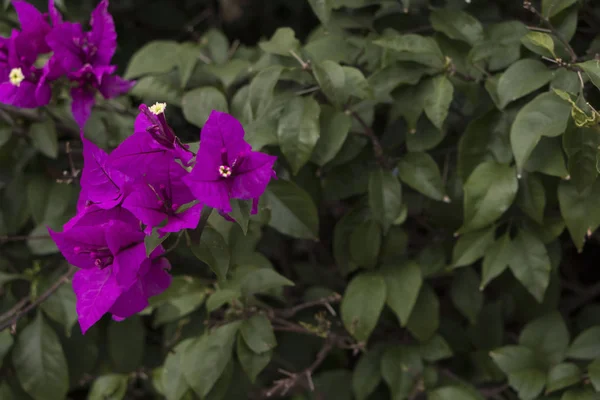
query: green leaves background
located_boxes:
[2,0,600,399]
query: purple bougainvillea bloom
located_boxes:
[183,110,276,213]
[109,103,194,177]
[109,257,171,321]
[79,137,130,210]
[0,30,51,108]
[122,154,202,234]
[12,1,52,55]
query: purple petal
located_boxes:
[108,279,147,319]
[64,205,138,231]
[48,0,63,25]
[160,203,202,233]
[89,0,116,66]
[80,138,128,209]
[48,225,107,270]
[34,80,51,107]
[73,267,121,333]
[99,73,135,99]
[121,183,168,230]
[105,220,145,256]
[201,111,251,159]
[230,152,277,200]
[0,81,39,108]
[12,1,51,54]
[45,22,84,72]
[71,86,96,130]
[183,176,231,213]
[108,132,169,178]
[142,257,172,298]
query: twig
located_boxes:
[524,1,578,63]
[276,293,341,319]
[348,110,391,169]
[0,265,77,332]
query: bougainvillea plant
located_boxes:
[3,0,600,400]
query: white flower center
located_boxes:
[219,165,232,178]
[9,68,24,87]
[149,102,167,115]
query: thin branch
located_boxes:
[276,293,341,319]
[348,110,391,169]
[0,265,77,332]
[524,1,578,63]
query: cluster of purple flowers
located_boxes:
[50,105,277,333]
[0,0,133,128]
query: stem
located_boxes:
[348,110,391,169]
[524,2,578,63]
[0,265,77,332]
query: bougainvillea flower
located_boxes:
[50,217,165,333]
[183,110,277,213]
[0,30,51,108]
[45,0,116,72]
[79,138,130,210]
[109,103,194,177]
[109,257,171,321]
[12,1,52,55]
[122,155,202,234]
[68,64,134,129]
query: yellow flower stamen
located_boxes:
[9,68,25,87]
[219,165,232,178]
[149,102,167,115]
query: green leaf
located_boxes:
[30,120,58,159]
[182,87,228,128]
[497,59,553,109]
[265,180,319,239]
[229,199,251,235]
[240,314,277,354]
[240,268,294,297]
[520,312,570,365]
[524,32,556,58]
[419,335,453,362]
[202,29,229,65]
[373,32,445,69]
[381,346,423,398]
[352,346,384,400]
[546,363,581,393]
[0,329,13,368]
[406,118,445,152]
[307,0,333,24]
[12,313,68,400]
[510,92,571,171]
[460,162,518,233]
[406,284,439,342]
[249,65,284,118]
[145,229,170,257]
[277,96,321,174]
[429,386,480,400]
[349,220,382,269]
[381,262,422,327]
[27,178,75,225]
[430,9,484,45]
[0,121,10,148]
[162,339,192,400]
[237,335,271,383]
[450,268,483,324]
[423,75,454,130]
[311,105,352,166]
[341,272,387,342]
[490,346,546,400]
[525,136,569,178]
[558,180,600,252]
[481,233,513,289]
[125,40,180,79]
[561,388,599,400]
[108,315,145,373]
[587,359,600,391]
[508,230,552,303]
[88,375,129,400]
[191,226,230,281]
[342,66,371,100]
[313,60,346,108]
[516,173,546,224]
[397,152,446,201]
[130,75,183,106]
[577,60,600,89]
[259,27,300,55]
[452,226,495,268]
[567,326,600,360]
[182,322,241,397]
[368,168,402,232]
[563,121,600,191]
[205,59,250,88]
[151,276,207,326]
[368,64,426,100]
[542,0,578,18]
[40,284,77,337]
[177,43,199,89]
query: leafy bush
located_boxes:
[2,0,600,399]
